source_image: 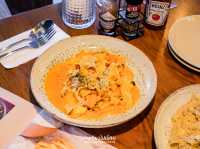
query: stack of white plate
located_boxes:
[168,15,200,72]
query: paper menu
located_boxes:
[0,97,15,119]
[0,87,117,149]
[0,87,39,148]
[8,125,117,149]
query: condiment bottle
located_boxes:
[118,0,144,40]
[97,0,118,36]
[144,0,171,29]
[126,0,143,19]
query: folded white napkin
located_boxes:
[0,24,70,69]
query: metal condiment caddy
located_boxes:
[97,0,144,41]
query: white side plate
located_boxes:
[168,43,200,72]
[168,15,200,69]
[154,84,200,149]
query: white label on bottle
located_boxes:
[100,12,116,30]
[146,1,170,26]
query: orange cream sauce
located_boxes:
[45,50,140,120]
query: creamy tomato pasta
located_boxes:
[44,50,140,120]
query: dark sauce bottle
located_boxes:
[126,0,143,19]
[118,0,144,40]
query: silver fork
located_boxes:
[0,20,56,59]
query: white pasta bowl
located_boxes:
[30,35,157,128]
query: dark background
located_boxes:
[5,0,53,15]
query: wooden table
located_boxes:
[0,0,200,148]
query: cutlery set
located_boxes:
[0,20,55,59]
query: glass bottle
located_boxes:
[118,0,144,40]
[125,0,143,19]
[97,0,118,36]
[144,0,171,29]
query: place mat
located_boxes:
[0,24,70,69]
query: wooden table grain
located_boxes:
[0,0,200,148]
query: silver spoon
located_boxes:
[0,19,56,58]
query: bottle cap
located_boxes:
[125,0,143,5]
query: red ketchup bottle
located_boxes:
[144,0,171,29]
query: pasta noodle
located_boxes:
[45,50,140,120]
[169,96,200,149]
